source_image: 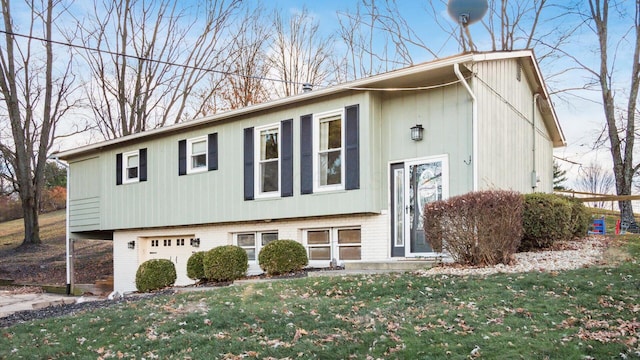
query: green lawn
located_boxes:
[1,237,639,359]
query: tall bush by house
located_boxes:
[521,193,573,251]
[258,239,309,275]
[203,245,248,282]
[135,259,177,292]
[187,251,206,281]
[423,190,523,266]
[562,196,590,237]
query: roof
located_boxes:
[52,50,565,160]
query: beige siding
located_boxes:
[69,156,101,231]
[96,92,381,231]
[379,84,473,197]
[473,59,554,193]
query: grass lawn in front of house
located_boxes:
[1,237,639,359]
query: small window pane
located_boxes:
[309,247,331,260]
[338,229,361,244]
[192,140,206,154]
[260,130,279,160]
[237,234,255,247]
[307,230,329,245]
[339,246,361,260]
[127,155,138,167]
[192,154,206,169]
[319,151,341,186]
[261,232,278,246]
[127,167,138,179]
[319,117,341,151]
[260,161,279,192]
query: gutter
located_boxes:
[532,94,540,190]
[50,157,72,295]
[454,63,478,191]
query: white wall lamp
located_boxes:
[127,241,135,249]
[411,124,424,141]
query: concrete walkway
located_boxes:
[0,291,82,317]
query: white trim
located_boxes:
[234,231,278,263]
[303,226,361,267]
[122,150,140,184]
[254,123,281,198]
[403,154,449,258]
[186,136,208,174]
[312,108,345,193]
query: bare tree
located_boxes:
[79,0,241,139]
[269,7,335,97]
[0,0,79,246]
[577,162,615,208]
[210,5,272,113]
[560,0,640,225]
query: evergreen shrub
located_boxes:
[203,245,248,282]
[258,240,308,275]
[135,259,177,292]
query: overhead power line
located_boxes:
[0,29,313,88]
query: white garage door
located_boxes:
[140,236,197,286]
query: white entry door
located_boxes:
[391,155,448,257]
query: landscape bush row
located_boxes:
[136,191,590,292]
[136,240,309,292]
[424,191,591,266]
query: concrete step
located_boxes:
[345,259,439,271]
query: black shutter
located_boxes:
[345,104,360,190]
[178,140,187,176]
[300,114,313,194]
[116,153,123,185]
[281,119,293,197]
[208,133,218,171]
[139,148,147,182]
[244,127,254,200]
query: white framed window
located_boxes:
[187,136,207,174]
[313,109,345,192]
[304,227,361,265]
[235,231,278,262]
[123,150,139,183]
[254,124,280,197]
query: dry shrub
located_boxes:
[424,190,523,266]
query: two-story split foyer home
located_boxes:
[52,50,565,293]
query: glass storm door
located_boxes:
[391,156,448,257]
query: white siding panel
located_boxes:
[111,213,389,293]
[474,59,554,193]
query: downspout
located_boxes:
[52,157,71,295]
[454,63,478,191]
[532,94,540,191]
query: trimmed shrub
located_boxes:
[203,245,248,282]
[187,251,206,281]
[563,196,590,237]
[258,240,309,275]
[135,259,176,292]
[521,193,572,251]
[423,190,523,266]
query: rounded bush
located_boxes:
[187,251,206,281]
[135,259,177,292]
[521,193,572,251]
[423,190,523,266]
[203,245,248,282]
[258,240,309,275]
[563,196,590,237]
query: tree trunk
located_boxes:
[21,195,41,246]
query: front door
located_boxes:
[391,155,448,257]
